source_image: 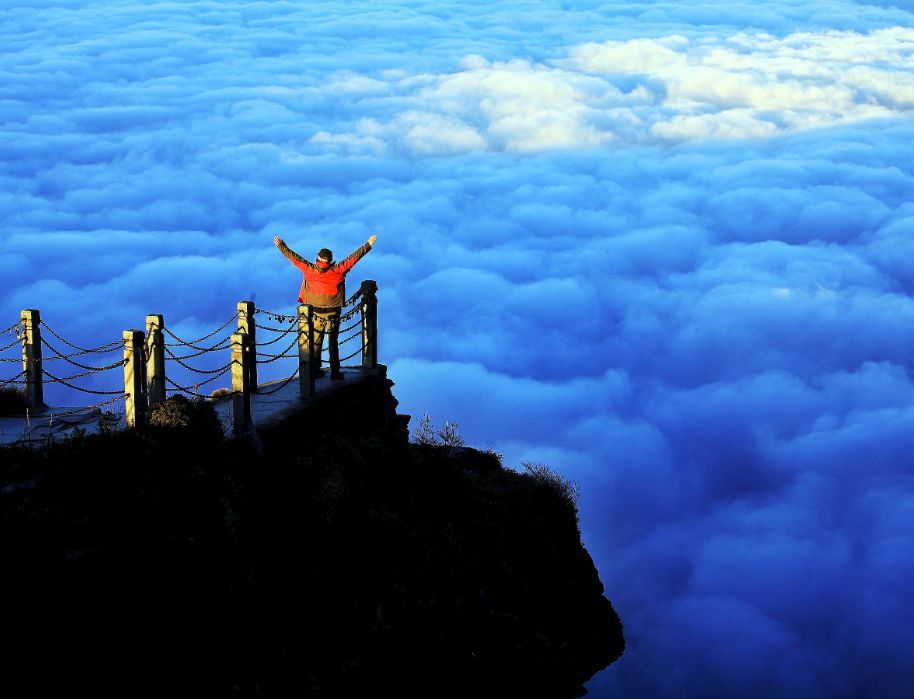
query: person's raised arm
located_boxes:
[336,234,377,275]
[273,235,312,270]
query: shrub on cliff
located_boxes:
[411,413,465,449]
[148,394,222,436]
[522,461,579,507]
[520,461,581,532]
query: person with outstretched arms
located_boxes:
[273,233,377,379]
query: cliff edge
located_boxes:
[1,369,624,697]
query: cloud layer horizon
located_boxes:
[3,2,914,697]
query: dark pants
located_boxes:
[311,310,341,375]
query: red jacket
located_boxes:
[277,239,373,310]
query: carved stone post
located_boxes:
[123,329,147,428]
[231,331,252,433]
[145,314,165,407]
[20,309,44,413]
[237,300,258,393]
[298,304,316,397]
[360,280,378,368]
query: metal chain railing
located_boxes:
[338,317,362,335]
[339,304,361,322]
[164,364,233,395]
[162,329,235,353]
[162,313,237,349]
[336,326,363,348]
[164,348,233,375]
[254,289,361,325]
[255,334,299,364]
[256,321,296,332]
[340,335,372,364]
[42,367,127,395]
[258,367,300,395]
[256,325,298,346]
[1,320,127,418]
[2,337,120,363]
[253,309,296,324]
[39,321,121,354]
[251,294,364,360]
[39,337,127,371]
[48,394,128,421]
[57,340,121,356]
[0,370,26,387]
[314,320,363,356]
[165,340,233,361]
[2,283,375,434]
[0,334,21,353]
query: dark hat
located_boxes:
[317,248,333,262]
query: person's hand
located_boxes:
[273,235,283,247]
[368,234,378,246]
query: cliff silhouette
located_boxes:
[0,369,624,697]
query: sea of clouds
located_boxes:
[3,1,914,697]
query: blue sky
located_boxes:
[3,1,914,696]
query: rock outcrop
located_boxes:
[0,368,623,697]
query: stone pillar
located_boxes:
[298,304,316,397]
[231,331,252,433]
[360,280,378,369]
[145,314,165,407]
[237,300,258,393]
[20,309,44,413]
[123,329,147,428]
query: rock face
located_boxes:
[0,369,624,697]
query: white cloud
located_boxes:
[571,35,691,73]
[570,27,914,140]
[316,26,914,151]
[4,2,914,698]
[651,108,780,141]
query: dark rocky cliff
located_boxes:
[0,369,624,697]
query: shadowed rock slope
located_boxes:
[1,370,624,697]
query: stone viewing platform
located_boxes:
[0,365,384,447]
[0,281,380,446]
